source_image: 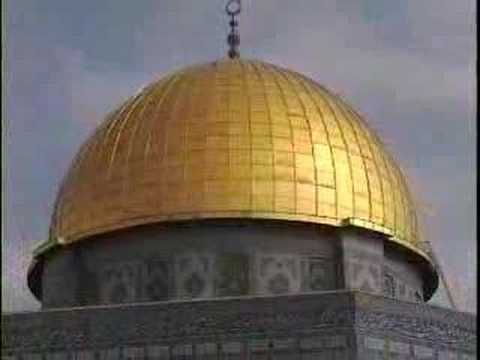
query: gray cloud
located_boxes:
[3,0,475,313]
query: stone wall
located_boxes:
[2,292,476,359]
[39,221,427,309]
[41,221,340,308]
[383,242,425,302]
[339,227,425,303]
[354,292,477,359]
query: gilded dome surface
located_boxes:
[48,59,426,260]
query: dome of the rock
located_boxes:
[28,58,438,305]
[50,59,424,255]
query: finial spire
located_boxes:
[226,0,241,59]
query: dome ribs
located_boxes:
[304,80,355,220]
[46,59,426,261]
[248,60,275,212]
[293,74,338,220]
[345,105,399,237]
[273,67,319,217]
[260,62,298,215]
[337,99,387,229]
[143,74,181,163]
[333,96,374,224]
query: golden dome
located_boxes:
[46,59,428,261]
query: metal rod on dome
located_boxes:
[226,0,241,58]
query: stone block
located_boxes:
[195,343,217,355]
[171,344,193,357]
[301,257,335,291]
[256,254,301,295]
[74,350,95,360]
[438,350,460,360]
[142,259,171,301]
[459,354,477,360]
[413,344,434,359]
[146,345,170,359]
[98,348,121,360]
[300,337,324,351]
[175,254,215,299]
[249,339,269,353]
[389,340,410,354]
[364,336,385,351]
[123,346,145,359]
[272,338,297,351]
[1,291,476,359]
[215,253,249,296]
[46,353,70,360]
[21,354,43,360]
[222,342,243,354]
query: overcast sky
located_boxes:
[3,0,476,313]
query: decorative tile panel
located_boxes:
[175,254,214,299]
[215,253,249,297]
[301,257,334,291]
[346,261,381,293]
[383,272,396,298]
[256,254,300,295]
[100,262,139,304]
[142,259,170,301]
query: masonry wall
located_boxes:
[1,292,476,360]
[42,221,339,307]
[40,221,427,309]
